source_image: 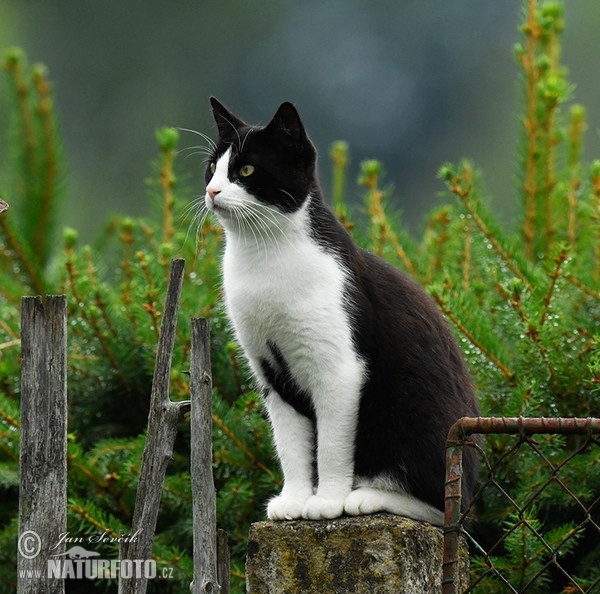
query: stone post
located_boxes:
[246,514,469,594]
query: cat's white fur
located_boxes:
[206,148,443,525]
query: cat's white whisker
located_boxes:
[241,203,278,255]
[179,195,203,218]
[180,193,215,254]
[238,201,293,255]
[240,127,254,154]
[218,114,243,149]
[177,144,213,155]
[179,200,206,237]
[279,188,296,204]
[180,150,213,163]
[175,127,218,152]
[242,205,284,261]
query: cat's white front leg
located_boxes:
[302,377,361,520]
[264,391,314,520]
[301,420,354,520]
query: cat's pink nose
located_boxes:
[208,188,220,199]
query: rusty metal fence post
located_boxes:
[443,416,600,594]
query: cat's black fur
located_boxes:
[206,97,480,514]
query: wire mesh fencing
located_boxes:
[443,417,600,594]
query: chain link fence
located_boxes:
[443,417,600,594]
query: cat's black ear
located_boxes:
[265,102,307,141]
[210,97,246,140]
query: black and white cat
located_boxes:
[202,98,479,525]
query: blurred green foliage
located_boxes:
[0,2,599,592]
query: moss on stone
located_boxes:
[246,513,469,594]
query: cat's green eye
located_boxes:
[209,163,216,174]
[240,164,255,177]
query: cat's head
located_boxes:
[205,98,317,232]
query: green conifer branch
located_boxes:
[462,224,472,290]
[0,408,19,431]
[212,412,277,480]
[591,161,600,282]
[566,274,600,301]
[31,64,59,267]
[420,206,452,282]
[506,284,559,387]
[2,49,38,189]
[0,318,18,341]
[0,394,20,461]
[566,105,586,250]
[136,251,162,341]
[330,141,351,226]
[228,343,243,397]
[68,502,122,539]
[162,474,192,504]
[517,1,569,259]
[2,50,62,272]
[538,5,566,252]
[359,160,417,277]
[361,160,387,257]
[439,161,533,290]
[0,216,45,295]
[0,261,21,302]
[430,288,516,382]
[118,219,138,328]
[64,243,131,386]
[538,244,568,327]
[0,339,20,356]
[69,457,132,517]
[84,249,119,341]
[70,439,144,518]
[518,0,544,259]
[88,442,138,468]
[156,128,179,248]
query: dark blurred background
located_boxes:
[1,1,599,241]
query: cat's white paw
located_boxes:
[267,494,309,521]
[302,494,345,520]
[344,488,385,515]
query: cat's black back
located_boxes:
[308,196,480,510]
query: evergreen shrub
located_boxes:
[0,2,598,592]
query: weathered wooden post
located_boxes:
[190,318,219,594]
[18,295,68,594]
[189,318,230,594]
[119,259,190,594]
[118,258,229,593]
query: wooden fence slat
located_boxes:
[18,295,67,594]
[190,318,222,594]
[216,529,230,594]
[16,263,229,592]
[119,258,189,594]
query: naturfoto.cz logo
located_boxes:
[18,530,174,581]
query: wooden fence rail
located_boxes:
[17,259,229,593]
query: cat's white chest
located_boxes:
[222,226,357,390]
